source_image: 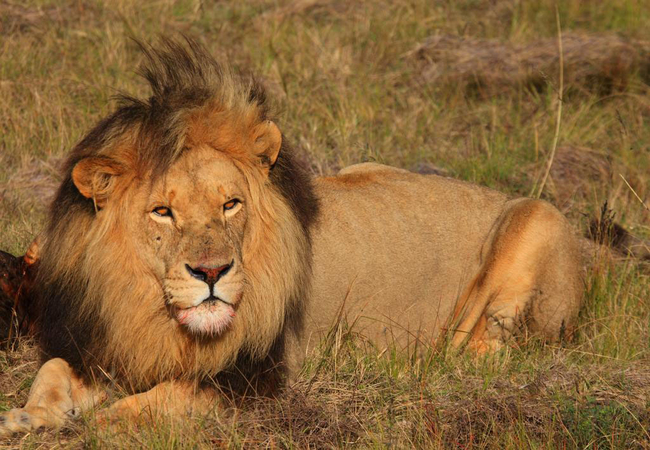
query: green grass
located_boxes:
[1,0,649,447]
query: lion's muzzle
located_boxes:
[164,258,243,336]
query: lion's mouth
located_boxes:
[202,295,233,306]
[175,297,236,336]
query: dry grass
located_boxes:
[541,145,613,211]
[0,0,649,447]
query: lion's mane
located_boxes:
[27,38,319,391]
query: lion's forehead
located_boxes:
[153,146,247,208]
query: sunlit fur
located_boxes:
[28,38,318,390]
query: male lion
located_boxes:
[0,39,582,434]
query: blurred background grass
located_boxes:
[0,0,649,447]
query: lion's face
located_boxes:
[129,145,249,336]
[68,115,284,347]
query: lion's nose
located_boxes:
[185,262,232,287]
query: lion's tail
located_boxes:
[0,249,34,344]
[582,202,650,267]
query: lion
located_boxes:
[0,38,582,435]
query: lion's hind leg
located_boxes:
[450,199,582,353]
[0,358,106,436]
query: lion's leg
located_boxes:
[98,382,217,424]
[0,358,106,436]
[450,199,581,352]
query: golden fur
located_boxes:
[0,38,583,435]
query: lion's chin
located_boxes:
[175,300,235,336]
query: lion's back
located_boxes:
[300,164,509,354]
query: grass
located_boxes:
[1,0,649,447]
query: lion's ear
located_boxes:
[252,120,282,169]
[71,156,124,209]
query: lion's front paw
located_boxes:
[0,405,75,437]
[95,396,146,426]
[0,408,32,436]
[0,408,40,436]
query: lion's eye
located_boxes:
[223,199,240,211]
[152,206,173,218]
